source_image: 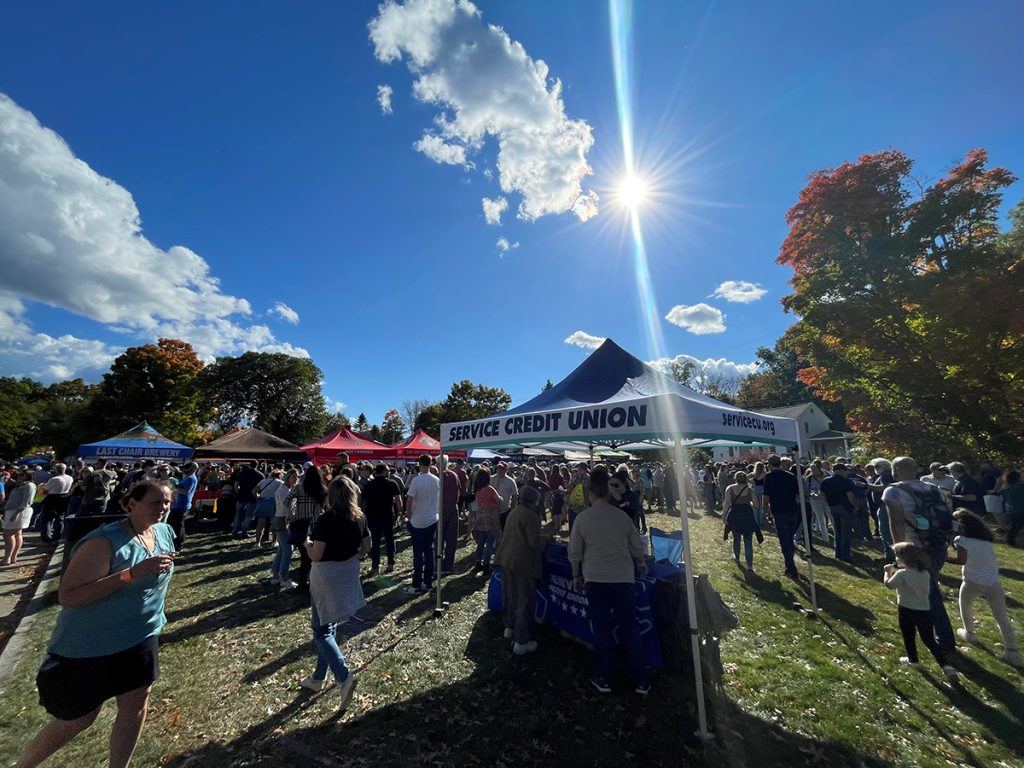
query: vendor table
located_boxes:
[487,541,683,668]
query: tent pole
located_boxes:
[795,434,819,616]
[673,437,712,740]
[435,451,447,617]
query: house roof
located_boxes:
[810,429,854,440]
[756,403,814,420]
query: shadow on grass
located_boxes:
[163,609,897,768]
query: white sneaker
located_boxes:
[899,656,921,668]
[300,675,330,692]
[337,674,358,711]
[955,628,976,644]
[513,640,538,655]
[942,665,959,682]
[503,628,514,639]
[280,580,299,590]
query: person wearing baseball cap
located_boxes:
[920,462,955,493]
[820,463,858,563]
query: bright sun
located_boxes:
[618,174,647,209]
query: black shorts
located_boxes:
[37,636,160,721]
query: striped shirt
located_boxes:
[287,486,325,522]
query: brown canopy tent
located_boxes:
[193,427,308,462]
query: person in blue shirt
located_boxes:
[17,479,176,768]
[167,462,198,550]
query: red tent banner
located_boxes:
[384,430,467,460]
[300,427,393,466]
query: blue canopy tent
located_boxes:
[439,339,815,738]
[78,422,194,462]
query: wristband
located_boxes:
[120,567,134,584]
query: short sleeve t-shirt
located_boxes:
[362,477,401,520]
[763,469,799,516]
[881,481,932,546]
[954,535,999,586]
[174,474,199,509]
[820,474,854,507]
[884,567,931,611]
[44,475,73,495]
[491,475,518,510]
[953,474,985,514]
[406,473,440,529]
[311,512,368,562]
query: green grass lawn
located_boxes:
[1,510,1022,768]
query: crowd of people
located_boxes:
[1,448,1021,767]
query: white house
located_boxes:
[757,403,854,458]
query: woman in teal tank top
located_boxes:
[17,479,176,768]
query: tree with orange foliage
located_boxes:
[778,149,1023,462]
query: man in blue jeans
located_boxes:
[404,454,439,595]
[568,465,649,696]
[231,462,264,538]
[820,463,859,563]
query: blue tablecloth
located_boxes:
[488,541,680,668]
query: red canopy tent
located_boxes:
[300,427,392,466]
[385,430,466,460]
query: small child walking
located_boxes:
[884,542,958,682]
[947,509,1021,666]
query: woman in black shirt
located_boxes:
[301,475,369,711]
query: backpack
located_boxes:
[897,482,953,545]
[570,482,585,509]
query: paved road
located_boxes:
[0,533,55,658]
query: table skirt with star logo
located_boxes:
[487,541,673,667]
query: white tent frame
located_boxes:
[434,399,817,740]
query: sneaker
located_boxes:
[591,677,611,694]
[337,674,358,711]
[269,575,281,585]
[942,665,959,682]
[385,563,395,573]
[784,568,800,580]
[513,640,538,655]
[300,675,330,692]
[955,628,976,644]
[503,628,514,639]
[899,656,921,668]
[365,568,379,578]
[280,580,299,590]
[635,682,652,697]
[404,586,426,595]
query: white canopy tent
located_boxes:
[435,339,817,738]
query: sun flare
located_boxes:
[617,174,647,209]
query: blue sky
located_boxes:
[1,0,1022,427]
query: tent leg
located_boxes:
[673,438,713,741]
[434,451,448,618]
[795,436,819,617]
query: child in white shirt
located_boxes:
[948,510,1021,666]
[884,542,958,681]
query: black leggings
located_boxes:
[898,606,946,665]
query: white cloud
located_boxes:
[482,196,508,225]
[330,400,348,413]
[369,0,597,222]
[414,132,473,168]
[377,84,394,115]
[269,301,300,324]
[496,237,519,257]
[483,167,493,181]
[710,280,767,304]
[564,330,606,350]
[665,303,726,335]
[647,354,758,382]
[0,92,305,380]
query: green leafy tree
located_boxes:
[413,380,512,435]
[0,377,46,458]
[736,334,845,427]
[778,148,1022,462]
[84,339,209,445]
[198,351,331,444]
[353,413,371,435]
[35,379,100,457]
[380,409,405,444]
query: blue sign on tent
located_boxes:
[78,422,194,462]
